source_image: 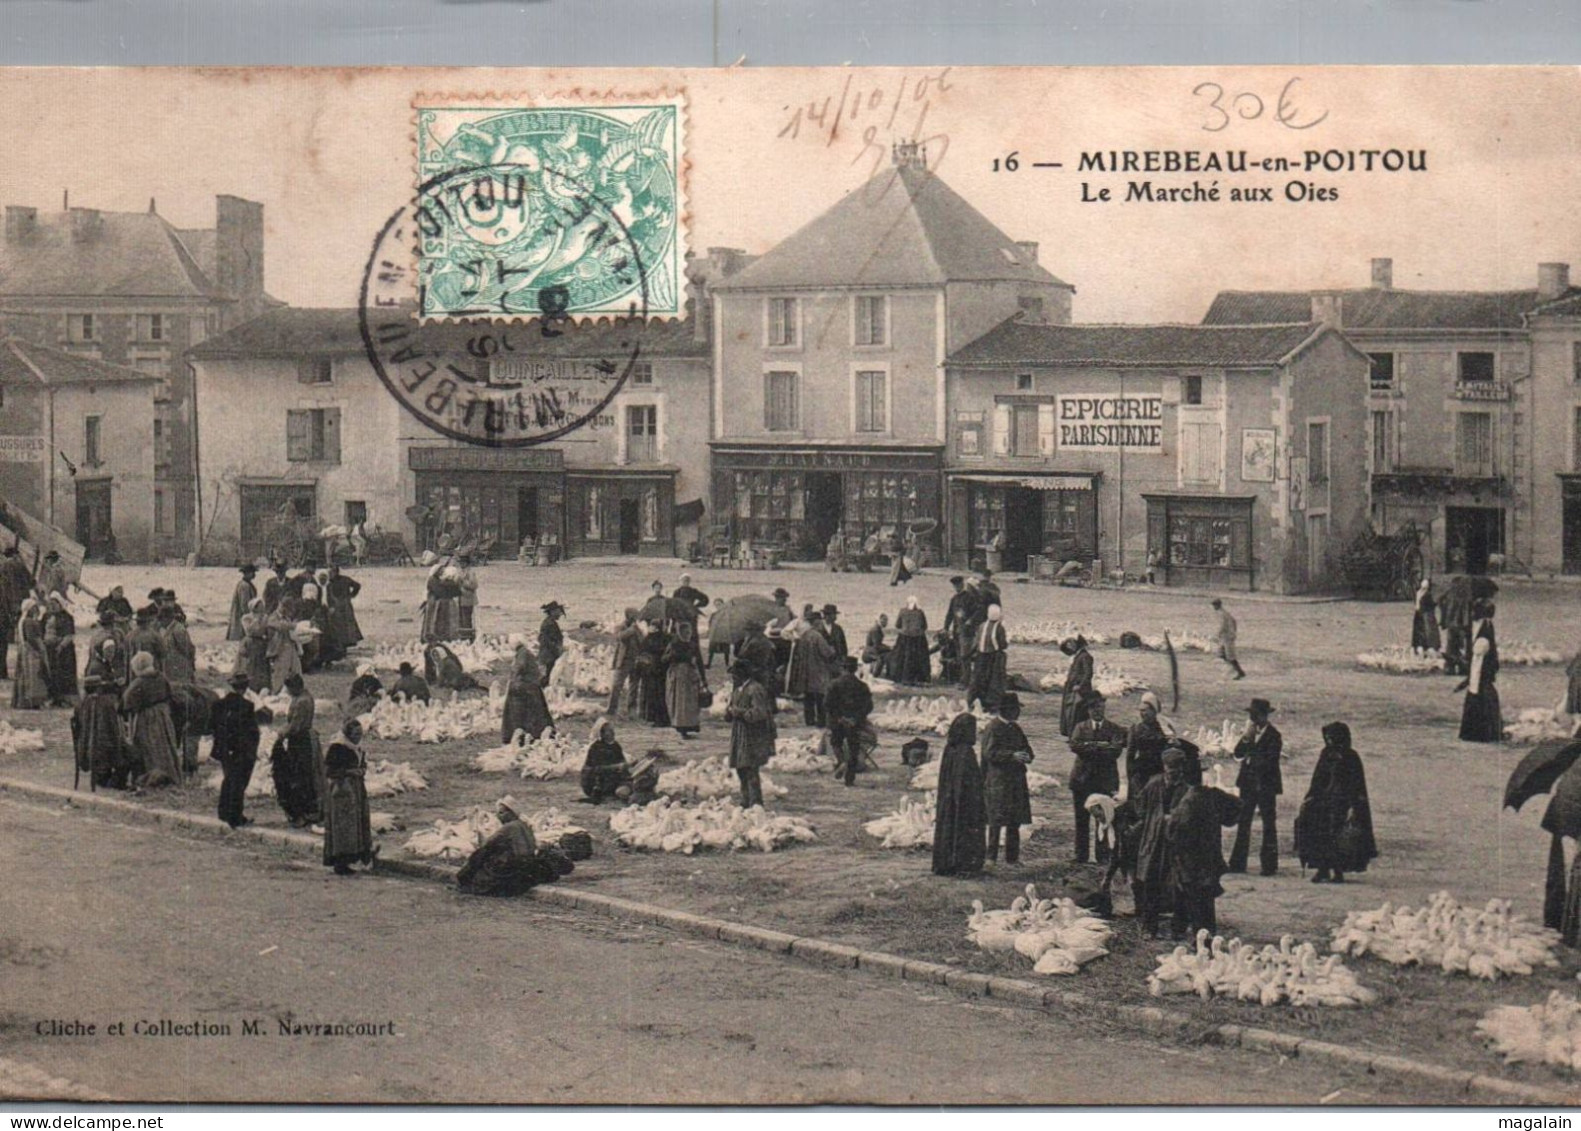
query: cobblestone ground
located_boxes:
[2,558,1580,1092]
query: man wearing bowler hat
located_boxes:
[211,672,263,828]
[1228,697,1283,875]
[538,601,566,687]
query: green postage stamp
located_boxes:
[414,94,687,321]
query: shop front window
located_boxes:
[584,486,603,540]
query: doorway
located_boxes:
[75,479,112,560]
[1445,506,1504,575]
[1002,486,1044,572]
[1306,512,1329,586]
[517,487,539,544]
[1564,485,1581,574]
[618,497,640,554]
[805,472,844,548]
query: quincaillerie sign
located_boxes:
[1056,395,1164,452]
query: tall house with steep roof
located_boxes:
[709,144,1073,560]
[1204,258,1581,577]
[0,195,271,558]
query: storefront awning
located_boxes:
[951,473,1098,490]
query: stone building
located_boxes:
[0,338,159,561]
[188,306,713,564]
[1204,258,1581,576]
[0,195,272,558]
[709,144,1073,560]
[1522,279,1581,573]
[945,319,1372,592]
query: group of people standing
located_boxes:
[229,562,365,693]
[1413,577,1504,742]
[929,680,1378,941]
[606,577,713,736]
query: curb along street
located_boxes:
[2,775,1574,1107]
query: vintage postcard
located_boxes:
[1,66,1579,1107]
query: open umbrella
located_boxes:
[706,594,783,650]
[1505,738,1581,813]
[1541,761,1581,840]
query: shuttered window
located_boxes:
[1180,421,1222,484]
[855,370,886,432]
[1037,403,1056,456]
[993,405,1012,455]
[854,296,887,346]
[1372,410,1395,472]
[1456,411,1494,476]
[627,404,658,462]
[286,408,342,463]
[766,298,798,347]
[764,372,799,432]
[1307,422,1329,484]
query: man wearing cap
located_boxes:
[768,587,794,678]
[1068,694,1127,864]
[538,601,566,687]
[725,658,776,809]
[1228,697,1283,875]
[1211,598,1246,679]
[228,565,258,642]
[798,609,837,727]
[608,607,641,718]
[211,672,263,827]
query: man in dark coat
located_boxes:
[1059,636,1095,738]
[824,656,874,787]
[211,672,262,828]
[538,601,566,687]
[0,545,32,679]
[1068,693,1127,864]
[125,606,165,673]
[1228,697,1283,876]
[608,607,641,718]
[822,604,849,661]
[736,620,778,689]
[262,563,289,615]
[725,660,776,809]
[227,566,257,642]
[981,693,1034,864]
[672,574,709,623]
[1133,748,1191,937]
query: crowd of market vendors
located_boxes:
[4,536,1578,945]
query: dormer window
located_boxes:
[999,247,1019,265]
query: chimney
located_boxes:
[891,140,927,169]
[215,194,266,328]
[1371,257,1393,289]
[685,248,751,345]
[1539,262,1571,301]
[1016,241,1039,265]
[1311,291,1344,328]
[68,207,101,242]
[3,206,36,242]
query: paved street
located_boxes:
[0,796,1440,1105]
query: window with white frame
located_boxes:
[764,371,799,432]
[136,313,168,342]
[626,404,658,462]
[993,402,1055,457]
[766,298,798,347]
[1368,352,1396,390]
[630,360,654,386]
[66,314,96,343]
[956,411,983,457]
[854,295,887,347]
[855,370,886,432]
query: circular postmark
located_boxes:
[358,160,649,448]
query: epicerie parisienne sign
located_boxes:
[1055,395,1164,451]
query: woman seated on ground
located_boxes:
[389,661,431,703]
[457,803,574,896]
[577,719,663,805]
[427,644,485,694]
[347,662,384,716]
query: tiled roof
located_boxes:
[718,164,1069,291]
[188,307,711,360]
[1529,292,1581,319]
[0,337,163,386]
[0,210,220,300]
[1203,287,1581,331]
[948,318,1326,369]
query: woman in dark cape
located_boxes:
[325,566,364,654]
[500,645,553,743]
[322,719,374,875]
[73,675,130,789]
[662,621,706,736]
[272,675,320,826]
[892,596,931,686]
[931,712,986,877]
[42,594,79,706]
[1411,577,1440,653]
[1295,721,1378,883]
[636,622,671,727]
[1457,604,1502,742]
